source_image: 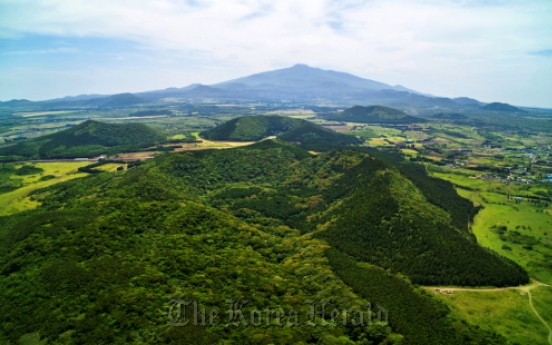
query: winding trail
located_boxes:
[527,289,552,345]
[425,280,552,345]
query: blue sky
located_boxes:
[0,0,551,107]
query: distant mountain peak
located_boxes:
[291,63,310,68]
[480,102,526,113]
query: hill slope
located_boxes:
[278,121,362,144]
[432,112,468,120]
[325,105,425,124]
[200,115,304,141]
[480,102,526,113]
[0,120,165,160]
[200,115,362,144]
[0,143,523,344]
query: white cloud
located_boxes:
[0,0,551,106]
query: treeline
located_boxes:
[326,248,510,345]
[397,163,479,232]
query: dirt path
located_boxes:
[425,280,539,293]
[528,289,552,345]
[425,280,552,345]
[426,279,551,293]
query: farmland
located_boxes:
[0,162,90,216]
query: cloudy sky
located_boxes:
[1,0,551,107]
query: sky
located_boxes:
[0,0,551,107]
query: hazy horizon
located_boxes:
[1,0,551,107]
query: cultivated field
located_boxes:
[0,162,90,216]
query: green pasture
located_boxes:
[0,162,89,216]
[433,289,549,345]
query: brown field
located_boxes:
[116,152,158,159]
[322,125,352,132]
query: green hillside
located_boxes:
[0,141,526,344]
[200,115,362,145]
[200,115,305,141]
[277,121,363,145]
[325,105,426,124]
[0,120,165,160]
[480,102,526,113]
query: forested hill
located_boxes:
[200,115,362,144]
[200,115,304,141]
[325,105,426,124]
[479,102,526,113]
[277,121,362,144]
[0,141,526,344]
[0,120,165,160]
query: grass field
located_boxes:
[94,163,124,172]
[0,162,90,216]
[470,198,552,285]
[429,168,552,345]
[433,289,549,345]
[437,170,552,284]
[432,171,551,199]
[531,286,552,342]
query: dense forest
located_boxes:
[323,106,425,124]
[0,140,527,344]
[277,121,362,145]
[200,115,305,141]
[326,249,510,345]
[200,115,362,144]
[0,120,166,160]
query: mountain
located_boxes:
[0,99,33,108]
[135,83,202,100]
[16,93,146,109]
[453,97,483,107]
[42,94,110,103]
[130,64,429,101]
[82,93,145,107]
[0,143,523,344]
[480,102,527,113]
[364,89,460,108]
[213,64,419,97]
[324,105,426,124]
[0,120,165,160]
[200,115,362,144]
[1,65,490,108]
